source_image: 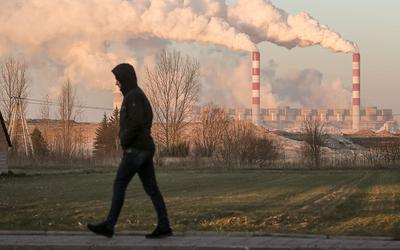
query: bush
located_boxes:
[192,105,231,157]
[159,142,190,157]
[361,140,400,167]
[214,122,282,168]
[301,118,327,168]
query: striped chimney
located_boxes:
[113,85,123,110]
[252,51,260,125]
[352,52,360,131]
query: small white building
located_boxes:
[0,111,12,173]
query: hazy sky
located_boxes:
[3,0,398,122]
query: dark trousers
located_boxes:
[106,148,170,229]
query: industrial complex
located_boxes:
[199,106,395,131]
[111,50,397,132]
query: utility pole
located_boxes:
[8,97,34,157]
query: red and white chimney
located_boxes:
[252,51,260,125]
[113,85,123,110]
[352,52,360,131]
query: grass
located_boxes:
[2,168,400,236]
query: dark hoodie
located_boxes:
[112,63,154,151]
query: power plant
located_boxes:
[245,50,369,131]
[207,106,394,131]
[111,50,396,132]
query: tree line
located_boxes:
[2,51,399,169]
[70,49,282,167]
[0,57,89,164]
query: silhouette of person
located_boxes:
[87,63,172,239]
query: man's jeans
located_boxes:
[106,148,170,229]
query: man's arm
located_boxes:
[120,93,145,149]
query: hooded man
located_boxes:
[87,63,172,239]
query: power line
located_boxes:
[3,97,400,117]
[9,97,114,111]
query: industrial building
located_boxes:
[192,106,395,131]
[112,50,396,132]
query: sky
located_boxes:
[1,0,399,123]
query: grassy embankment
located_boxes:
[2,169,400,236]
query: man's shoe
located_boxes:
[145,227,173,239]
[87,221,114,238]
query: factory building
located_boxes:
[192,106,394,131]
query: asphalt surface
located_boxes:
[1,231,400,249]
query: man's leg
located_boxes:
[87,151,140,237]
[138,157,170,230]
[106,151,140,226]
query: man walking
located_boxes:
[87,63,172,239]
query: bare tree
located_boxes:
[215,121,281,168]
[363,139,400,167]
[193,104,231,157]
[301,118,327,168]
[0,57,30,157]
[38,94,51,147]
[244,133,282,167]
[57,79,82,159]
[0,57,29,123]
[144,49,200,154]
[377,140,400,165]
[73,123,89,160]
[216,121,252,167]
[362,147,381,167]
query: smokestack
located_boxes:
[352,52,360,131]
[252,51,260,125]
[113,86,123,110]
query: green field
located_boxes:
[2,169,400,236]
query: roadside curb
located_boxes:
[0,230,398,250]
[0,230,393,241]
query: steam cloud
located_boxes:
[200,53,350,109]
[0,0,256,91]
[0,0,356,120]
[263,60,351,108]
[227,0,357,53]
[0,0,356,57]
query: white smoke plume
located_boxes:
[0,0,355,122]
[227,0,357,53]
[0,0,258,92]
[0,0,355,88]
[179,0,357,53]
[0,0,256,53]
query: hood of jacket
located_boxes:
[111,63,138,96]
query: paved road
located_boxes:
[1,231,400,249]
